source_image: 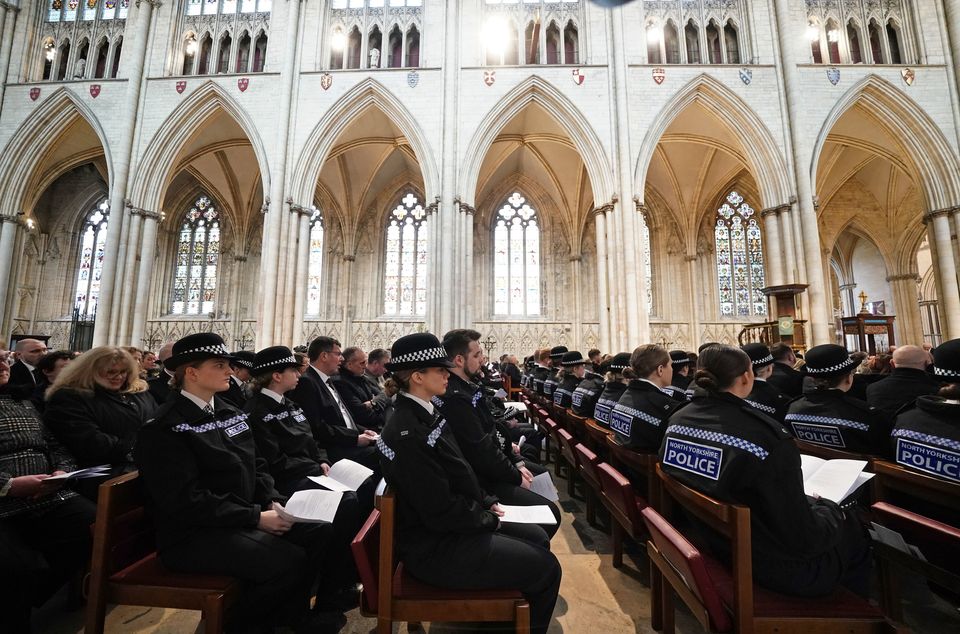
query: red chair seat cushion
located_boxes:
[110,552,235,590]
[394,563,524,601]
[701,555,883,619]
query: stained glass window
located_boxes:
[384,192,428,316]
[493,192,540,316]
[74,199,109,319]
[184,0,269,14]
[715,191,766,317]
[306,208,324,316]
[171,195,220,316]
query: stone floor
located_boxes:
[36,470,960,633]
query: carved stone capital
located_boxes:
[426,196,441,215]
[343,254,356,262]
[234,255,248,263]
[683,254,697,262]
[569,255,582,263]
[925,207,958,220]
[592,201,615,216]
[761,203,790,218]
[886,273,920,283]
[0,214,19,225]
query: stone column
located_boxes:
[280,199,308,344]
[92,0,156,346]
[592,204,613,351]
[779,206,799,283]
[116,204,143,343]
[886,272,922,345]
[686,254,701,347]
[571,254,583,350]
[462,202,475,326]
[436,1,460,333]
[257,0,302,347]
[760,205,785,286]
[0,216,19,332]
[837,282,856,317]
[340,254,355,341]
[0,3,17,116]
[927,209,960,336]
[129,209,161,348]
[291,205,313,346]
[937,0,960,146]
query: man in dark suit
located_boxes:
[287,336,380,472]
[866,345,942,418]
[362,348,389,395]
[501,354,522,389]
[147,342,175,404]
[334,346,388,431]
[767,342,804,398]
[9,339,47,391]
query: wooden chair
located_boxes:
[565,409,588,441]
[605,435,659,507]
[351,491,531,634]
[504,375,523,402]
[85,472,240,634]
[597,462,649,570]
[871,501,960,622]
[872,459,960,526]
[556,428,581,495]
[574,443,604,528]
[583,417,613,456]
[538,416,561,471]
[794,439,875,464]
[650,464,897,633]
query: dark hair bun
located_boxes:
[694,369,720,392]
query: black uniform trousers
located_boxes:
[404,526,562,634]
[160,521,335,632]
[0,495,96,632]
[488,482,562,540]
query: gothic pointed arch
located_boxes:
[634,74,791,210]
[289,78,439,206]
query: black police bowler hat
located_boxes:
[932,338,960,381]
[386,333,456,372]
[803,344,857,377]
[549,346,568,361]
[669,350,690,367]
[253,346,301,375]
[164,332,235,371]
[231,350,256,369]
[741,343,774,369]
[561,351,586,367]
[608,352,632,372]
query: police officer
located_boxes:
[437,330,560,538]
[659,345,870,597]
[785,344,892,456]
[664,350,692,400]
[376,333,562,634]
[742,343,791,423]
[571,358,606,417]
[593,352,631,427]
[223,350,255,408]
[892,338,960,490]
[541,346,568,400]
[553,351,586,408]
[531,349,552,395]
[610,345,683,451]
[134,333,348,633]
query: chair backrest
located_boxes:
[795,439,874,464]
[557,428,579,467]
[605,437,660,508]
[91,471,156,579]
[374,491,399,619]
[502,375,512,394]
[872,459,960,523]
[597,462,647,530]
[575,443,601,487]
[350,508,382,613]
[656,464,753,629]
[641,506,733,632]
[871,501,960,565]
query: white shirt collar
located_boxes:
[755,377,766,382]
[402,391,434,415]
[21,361,36,372]
[261,388,283,404]
[639,378,666,392]
[180,389,215,412]
[231,375,244,387]
[311,365,332,383]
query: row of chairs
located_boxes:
[521,386,959,633]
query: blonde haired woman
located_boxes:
[44,347,156,500]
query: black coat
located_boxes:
[866,368,942,419]
[571,372,604,417]
[377,395,499,560]
[221,376,249,408]
[785,389,892,456]
[135,393,283,550]
[610,380,683,451]
[671,373,692,391]
[744,379,791,423]
[552,374,582,408]
[435,373,521,487]
[660,391,850,596]
[768,362,804,398]
[531,366,550,395]
[542,368,560,399]
[891,396,960,485]
[502,362,522,388]
[593,382,627,427]
[44,386,156,469]
[244,391,328,493]
[287,367,363,448]
[661,384,690,403]
[9,360,40,389]
[334,369,386,430]
[147,373,173,405]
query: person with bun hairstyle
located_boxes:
[541,346,567,399]
[553,351,586,408]
[571,357,606,418]
[742,343,791,423]
[593,352,631,427]
[609,345,684,451]
[785,344,892,456]
[376,333,562,634]
[659,345,870,597]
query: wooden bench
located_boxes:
[351,491,531,633]
[648,464,898,633]
[574,443,604,528]
[85,471,240,634]
[556,427,581,496]
[583,416,613,456]
[872,459,960,526]
[605,435,659,507]
[597,462,649,570]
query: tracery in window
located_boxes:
[306,208,325,316]
[715,191,766,318]
[384,192,428,317]
[171,195,220,316]
[327,1,422,70]
[483,1,581,66]
[74,199,109,319]
[806,1,911,64]
[493,192,540,317]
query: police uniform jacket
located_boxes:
[671,373,692,392]
[744,379,791,423]
[891,395,960,485]
[866,368,943,419]
[531,366,549,395]
[659,391,848,589]
[542,368,560,399]
[593,382,627,427]
[571,372,604,417]
[134,393,284,550]
[553,374,582,408]
[768,362,804,398]
[785,389,892,456]
[610,380,683,451]
[377,394,499,559]
[435,373,521,487]
[44,386,156,468]
[244,391,329,491]
[661,384,690,403]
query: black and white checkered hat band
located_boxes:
[183,344,231,357]
[254,355,297,372]
[234,358,254,368]
[609,363,628,371]
[752,354,774,366]
[671,359,690,366]
[934,366,960,379]
[391,346,448,365]
[562,359,585,366]
[805,356,856,374]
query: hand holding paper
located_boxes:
[307,458,373,492]
[274,490,343,523]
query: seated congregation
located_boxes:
[1,327,958,633]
